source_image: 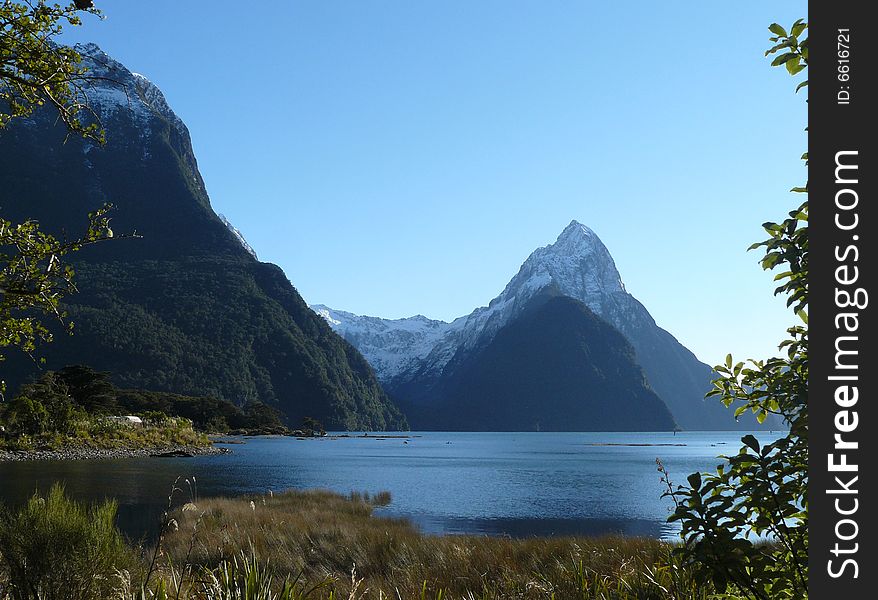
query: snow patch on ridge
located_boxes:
[131,72,189,141]
[315,307,341,326]
[312,305,456,380]
[218,214,258,259]
[73,43,152,128]
[67,43,192,146]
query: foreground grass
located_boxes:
[147,490,711,599]
[1,486,718,599]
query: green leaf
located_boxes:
[764,41,792,56]
[741,435,760,454]
[768,23,788,37]
[687,472,702,490]
[786,59,806,75]
[771,52,797,67]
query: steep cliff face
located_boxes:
[0,43,407,431]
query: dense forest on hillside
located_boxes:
[0,366,288,450]
[403,296,677,431]
[0,46,407,432]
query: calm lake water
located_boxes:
[0,431,781,541]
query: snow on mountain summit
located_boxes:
[54,43,191,144]
[62,43,210,196]
[498,219,626,314]
[71,43,150,120]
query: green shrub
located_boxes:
[0,484,133,600]
[2,396,48,437]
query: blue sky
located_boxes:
[62,1,807,367]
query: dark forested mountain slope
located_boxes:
[402,295,677,431]
[0,43,405,431]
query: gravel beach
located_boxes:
[0,445,230,462]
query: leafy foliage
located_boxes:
[1,0,117,395]
[1,393,48,436]
[57,363,116,412]
[0,483,133,600]
[0,206,114,369]
[662,19,808,600]
[0,1,103,139]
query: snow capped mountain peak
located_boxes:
[500,221,625,312]
[559,219,596,239]
[312,220,633,381]
[552,221,613,259]
[551,220,611,263]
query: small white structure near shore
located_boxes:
[107,415,144,427]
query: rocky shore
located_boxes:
[0,444,230,462]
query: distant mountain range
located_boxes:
[315,221,767,431]
[0,43,406,431]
